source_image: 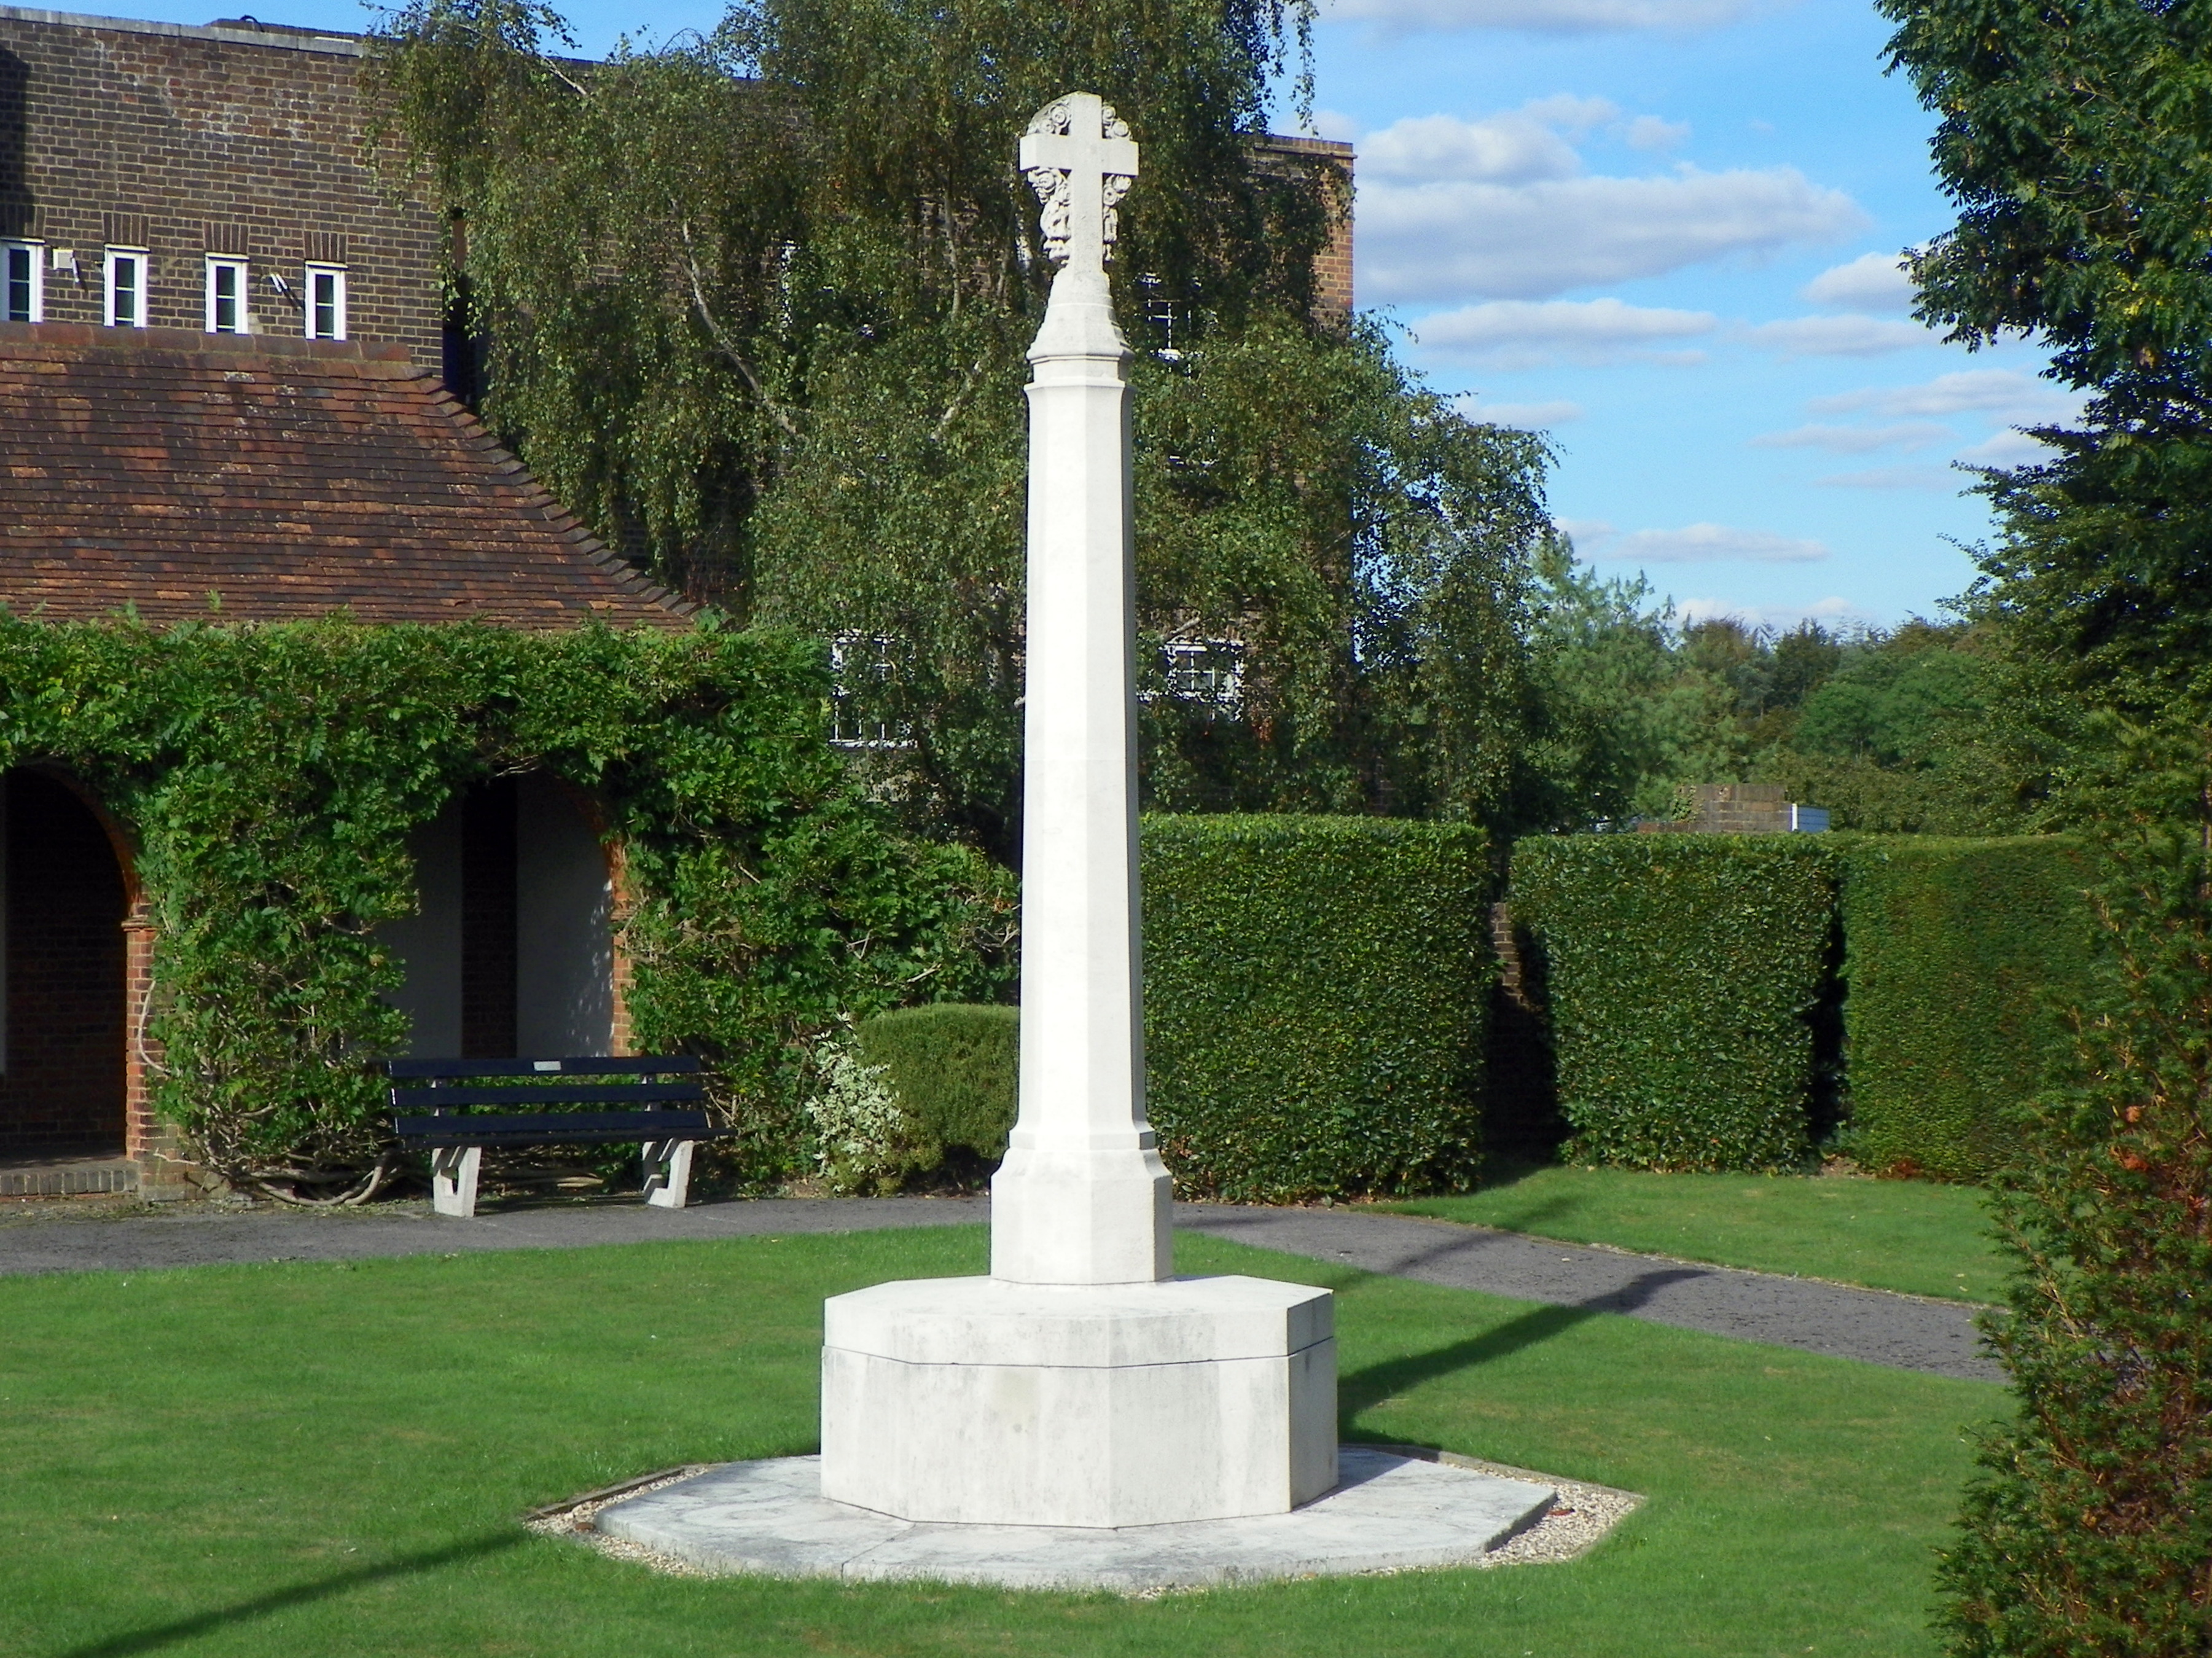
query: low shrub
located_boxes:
[1839,835,2097,1179]
[1138,814,1495,1200]
[1511,834,1840,1171]
[854,1003,1020,1179]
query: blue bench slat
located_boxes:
[385,1055,700,1080]
[391,1109,713,1146]
[386,1082,703,1109]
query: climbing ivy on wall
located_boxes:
[0,617,1015,1202]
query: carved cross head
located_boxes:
[1019,93,1139,272]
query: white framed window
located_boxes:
[204,256,249,334]
[104,247,148,327]
[1160,639,1245,714]
[303,262,346,340]
[828,632,914,750]
[2,241,42,323]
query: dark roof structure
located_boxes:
[0,323,690,628]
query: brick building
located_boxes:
[0,7,447,364]
[0,322,687,1191]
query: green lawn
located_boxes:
[1,1222,2004,1658]
[1378,1163,2009,1301]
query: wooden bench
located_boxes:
[386,1057,711,1218]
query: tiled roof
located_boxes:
[0,323,691,628]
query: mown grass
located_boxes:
[1378,1163,2008,1300]
[2,1222,2003,1657]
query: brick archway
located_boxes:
[0,767,139,1165]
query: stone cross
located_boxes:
[989,92,1171,1287]
[1019,93,1139,274]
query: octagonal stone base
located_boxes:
[820,1274,1336,1528]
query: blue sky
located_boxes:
[1307,0,2069,632]
[143,0,2063,628]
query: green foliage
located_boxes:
[1936,740,2212,1658]
[1138,813,1493,1199]
[1520,537,1743,826]
[800,1037,913,1195]
[854,1003,1020,1175]
[1512,834,1840,1171]
[1879,1,2212,776]
[1838,835,2097,1183]
[0,617,1013,1199]
[365,1,1557,853]
[1518,539,2030,834]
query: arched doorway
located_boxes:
[0,770,128,1159]
[380,774,617,1058]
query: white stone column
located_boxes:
[990,92,1172,1288]
[816,95,1337,1528]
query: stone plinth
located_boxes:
[819,1274,1336,1527]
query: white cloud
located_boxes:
[1751,421,1953,454]
[1324,0,1769,33]
[1600,522,1831,563]
[1361,165,1866,304]
[1554,516,1618,550]
[1418,298,1716,368]
[1954,429,2055,467]
[1815,465,1961,491]
[1802,251,1916,313]
[1311,108,1362,143]
[1359,103,1611,185]
[1458,396,1586,427]
[1810,369,2081,423]
[1748,314,1933,358]
[1678,595,1874,630]
[1626,114,1691,151]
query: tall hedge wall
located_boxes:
[1138,814,1495,1200]
[1511,834,1839,1171]
[1839,835,2097,1180]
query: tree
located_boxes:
[366,0,1553,857]
[1882,9,2212,1649]
[1878,0,2212,719]
[1935,717,2212,1658]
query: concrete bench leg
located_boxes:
[431,1146,481,1218]
[643,1140,694,1210]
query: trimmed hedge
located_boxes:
[1138,814,1495,1200]
[854,1003,1020,1171]
[1839,835,2097,1179]
[1512,834,1840,1171]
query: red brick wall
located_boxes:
[0,11,444,364]
[1,770,127,1156]
[1251,133,1355,314]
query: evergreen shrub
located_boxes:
[1138,814,1494,1200]
[0,617,1015,1200]
[854,1003,1020,1176]
[1937,797,2212,1657]
[1839,836,2097,1179]
[1511,834,1839,1170]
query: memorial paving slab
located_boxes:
[0,1193,1999,1380]
[588,1445,1560,1590]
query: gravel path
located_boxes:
[0,1193,2001,1381]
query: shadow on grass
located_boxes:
[1340,1266,1706,1418]
[55,1531,525,1657]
